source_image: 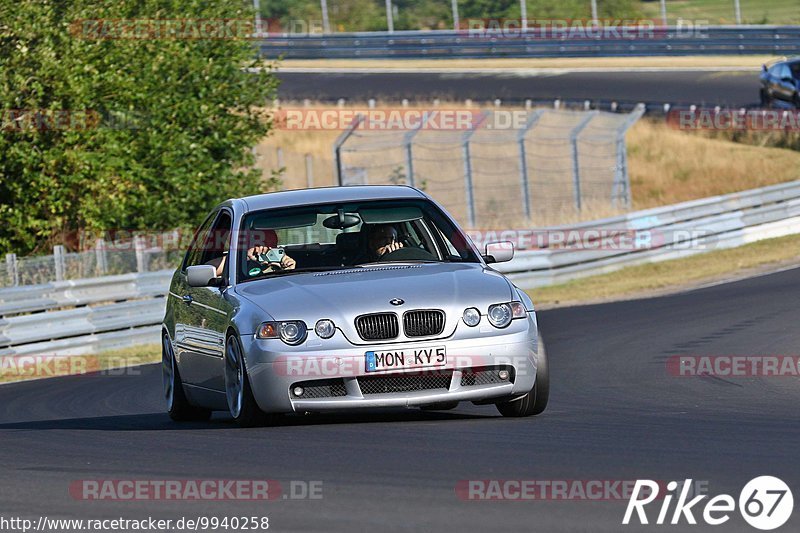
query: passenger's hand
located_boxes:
[377,242,403,257]
[247,246,271,262]
[281,255,296,270]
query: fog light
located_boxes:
[498,370,509,380]
[293,386,304,397]
[315,319,336,339]
[462,307,481,327]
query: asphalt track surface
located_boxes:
[277,70,759,108]
[1,267,799,532]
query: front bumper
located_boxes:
[240,317,539,413]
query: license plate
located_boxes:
[365,346,446,372]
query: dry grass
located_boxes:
[628,118,800,208]
[528,233,800,307]
[278,56,778,70]
[0,345,160,384]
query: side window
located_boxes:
[779,64,792,80]
[198,211,232,268]
[182,212,218,271]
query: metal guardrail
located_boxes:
[0,271,172,356]
[0,270,173,317]
[493,180,800,287]
[2,179,800,355]
[260,25,800,59]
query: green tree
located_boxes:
[0,0,278,255]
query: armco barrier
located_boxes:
[494,181,800,287]
[0,270,172,317]
[2,179,800,356]
[259,26,800,60]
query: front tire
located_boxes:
[496,333,549,417]
[760,89,771,108]
[225,334,273,427]
[162,333,212,422]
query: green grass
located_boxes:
[639,0,800,25]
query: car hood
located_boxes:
[234,262,514,343]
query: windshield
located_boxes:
[236,199,478,283]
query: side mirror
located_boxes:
[484,241,514,264]
[187,265,221,287]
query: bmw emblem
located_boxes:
[390,298,404,306]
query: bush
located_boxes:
[0,0,278,255]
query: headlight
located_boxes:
[487,301,527,328]
[256,321,308,345]
[279,321,307,345]
[314,319,336,339]
[462,307,481,327]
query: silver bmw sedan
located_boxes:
[162,185,548,426]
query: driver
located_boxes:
[353,224,404,264]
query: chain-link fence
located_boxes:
[2,236,183,288]
[334,106,644,228]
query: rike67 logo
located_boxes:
[624,477,793,530]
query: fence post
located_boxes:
[333,114,365,186]
[402,111,434,188]
[569,111,598,211]
[461,112,486,227]
[53,245,66,282]
[95,238,108,276]
[612,103,646,208]
[517,109,544,223]
[252,0,262,37]
[134,235,147,273]
[5,253,18,286]
[305,154,314,188]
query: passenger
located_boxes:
[207,229,296,277]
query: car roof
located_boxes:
[237,185,427,212]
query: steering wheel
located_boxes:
[245,259,285,277]
[380,246,438,261]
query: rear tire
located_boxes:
[163,333,212,422]
[225,334,275,427]
[496,333,549,417]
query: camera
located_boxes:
[258,248,285,264]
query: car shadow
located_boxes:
[0,408,495,431]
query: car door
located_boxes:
[773,63,795,103]
[179,209,235,392]
[172,210,217,386]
